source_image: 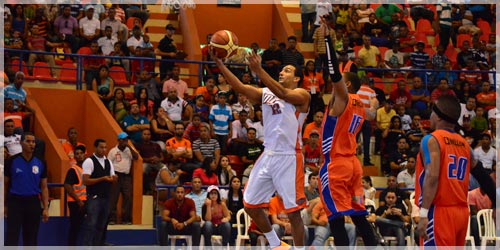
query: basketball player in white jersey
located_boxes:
[212,50,310,249]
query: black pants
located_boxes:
[110,172,133,223]
[5,195,42,246]
[361,120,372,164]
[68,201,87,245]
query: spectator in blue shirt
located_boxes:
[122,103,150,143]
[209,91,233,155]
[3,71,27,111]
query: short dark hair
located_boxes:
[21,132,35,142]
[75,145,86,153]
[308,172,319,181]
[94,139,106,147]
[4,119,14,125]
[239,110,248,116]
[247,127,256,133]
[287,35,297,42]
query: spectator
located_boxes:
[166,123,195,176]
[130,87,155,120]
[185,177,208,222]
[239,127,264,168]
[375,4,402,25]
[356,4,375,24]
[83,40,106,90]
[100,7,123,41]
[382,115,406,154]
[282,35,305,70]
[374,100,396,155]
[11,5,27,37]
[435,60,459,89]
[27,24,58,78]
[383,42,405,74]
[53,5,80,53]
[3,98,33,133]
[375,190,410,246]
[314,0,332,27]
[405,114,427,155]
[209,91,233,155]
[63,145,87,246]
[408,76,430,118]
[435,4,452,49]
[395,105,411,132]
[193,156,219,186]
[302,111,323,144]
[162,65,188,100]
[471,107,488,132]
[431,45,448,71]
[161,185,201,246]
[269,193,308,243]
[28,7,51,40]
[107,132,139,225]
[192,124,221,166]
[457,40,474,69]
[135,70,162,107]
[216,155,236,187]
[108,88,130,124]
[362,176,376,201]
[389,80,412,109]
[398,26,416,54]
[230,110,253,152]
[122,103,150,143]
[475,81,496,111]
[79,5,100,47]
[201,185,232,248]
[458,96,477,126]
[155,160,183,206]
[127,25,144,56]
[160,87,192,124]
[81,139,118,246]
[97,26,118,56]
[396,154,416,188]
[364,13,387,39]
[473,133,496,173]
[300,0,316,42]
[195,76,217,106]
[302,61,325,121]
[225,176,244,224]
[311,202,356,247]
[92,65,115,105]
[191,95,210,123]
[409,41,429,77]
[231,93,254,120]
[388,137,409,176]
[388,13,407,41]
[130,46,155,84]
[183,113,204,142]
[4,132,49,246]
[151,107,175,150]
[459,59,482,87]
[1,120,22,159]
[358,35,381,68]
[61,127,87,166]
[379,177,412,215]
[135,129,164,194]
[215,73,235,104]
[107,42,130,80]
[154,23,177,81]
[459,115,482,148]
[430,78,456,103]
[303,130,322,180]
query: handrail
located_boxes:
[5,48,496,91]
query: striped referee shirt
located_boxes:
[437,4,452,27]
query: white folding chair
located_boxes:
[465,214,476,248]
[235,208,266,250]
[168,235,192,250]
[476,209,498,250]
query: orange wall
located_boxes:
[27,88,143,224]
[193,4,273,48]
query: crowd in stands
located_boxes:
[1,2,497,247]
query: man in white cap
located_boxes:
[108,132,139,225]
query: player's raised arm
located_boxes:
[247,53,310,108]
[211,50,262,105]
[365,96,379,121]
[322,17,348,117]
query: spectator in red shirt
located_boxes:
[431,78,456,103]
[192,156,219,186]
[459,59,482,88]
[27,25,59,78]
[84,40,106,90]
[130,46,155,84]
[389,79,412,109]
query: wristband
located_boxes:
[184,221,187,226]
[419,208,429,218]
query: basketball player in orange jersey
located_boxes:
[211,48,310,249]
[415,95,496,247]
[318,17,380,247]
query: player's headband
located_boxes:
[432,105,458,124]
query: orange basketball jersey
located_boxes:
[415,130,471,208]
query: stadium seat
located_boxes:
[59,63,77,84]
[227,155,244,178]
[109,66,129,86]
[416,19,435,36]
[424,47,436,58]
[10,59,30,77]
[444,45,458,68]
[476,19,491,36]
[126,17,142,30]
[378,47,389,61]
[235,208,266,250]
[476,209,498,250]
[77,46,92,55]
[371,77,387,94]
[414,32,429,47]
[33,62,55,81]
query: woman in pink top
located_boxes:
[201,185,231,248]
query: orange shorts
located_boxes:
[421,205,468,247]
[318,156,366,220]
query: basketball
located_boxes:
[210,30,239,59]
